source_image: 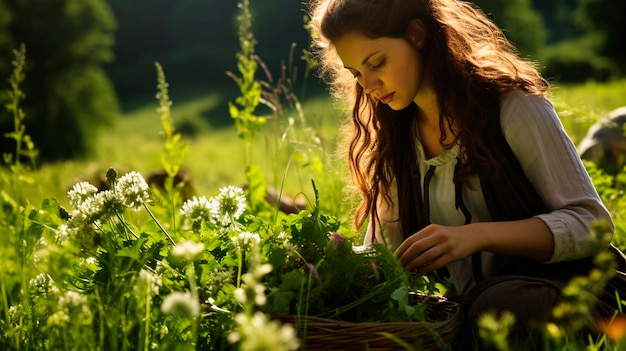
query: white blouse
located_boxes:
[364,90,614,294]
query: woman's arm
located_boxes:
[398,91,613,272]
[396,218,554,272]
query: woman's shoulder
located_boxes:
[500,89,553,115]
[499,89,559,129]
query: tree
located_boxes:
[0,0,119,162]
[473,0,546,59]
[575,0,626,74]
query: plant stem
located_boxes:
[142,202,176,246]
[187,263,199,347]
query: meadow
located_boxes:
[24,78,626,209]
[2,4,626,347]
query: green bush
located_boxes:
[541,35,620,82]
[0,0,119,162]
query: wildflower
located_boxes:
[307,263,322,287]
[236,262,272,306]
[134,269,162,296]
[180,196,213,231]
[171,240,205,262]
[207,268,234,294]
[55,224,70,244]
[228,311,300,351]
[73,189,123,223]
[59,290,88,309]
[52,290,92,326]
[116,171,151,210]
[330,231,344,245]
[67,181,99,208]
[29,273,59,297]
[231,231,261,252]
[212,185,246,226]
[161,291,200,319]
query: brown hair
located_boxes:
[308,0,549,231]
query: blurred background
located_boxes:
[0,0,624,202]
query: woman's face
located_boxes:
[334,31,426,111]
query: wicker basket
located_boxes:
[273,295,461,351]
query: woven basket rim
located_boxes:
[271,295,462,350]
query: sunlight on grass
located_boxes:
[551,78,626,144]
[25,88,343,209]
[23,78,624,217]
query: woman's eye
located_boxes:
[371,59,385,69]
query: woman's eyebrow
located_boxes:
[344,50,381,69]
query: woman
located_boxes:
[308,0,623,346]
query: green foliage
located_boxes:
[152,62,190,231]
[0,0,119,162]
[2,44,37,171]
[227,0,266,154]
[575,0,626,73]
[474,0,546,58]
[540,34,620,82]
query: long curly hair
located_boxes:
[307,0,549,231]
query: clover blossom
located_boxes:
[116,171,151,210]
[212,185,246,226]
[231,231,261,252]
[68,189,123,225]
[171,240,205,262]
[161,291,200,319]
[67,181,99,208]
[180,196,213,232]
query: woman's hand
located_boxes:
[396,218,555,273]
[396,223,479,273]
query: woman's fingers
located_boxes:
[396,224,462,272]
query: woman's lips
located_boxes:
[379,92,395,104]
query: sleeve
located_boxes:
[500,90,614,263]
[362,178,404,250]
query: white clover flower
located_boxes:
[228,311,300,351]
[96,189,125,215]
[212,186,246,226]
[231,231,261,252]
[67,181,99,208]
[161,291,200,319]
[171,240,205,262]
[73,189,123,223]
[180,196,213,225]
[116,171,151,210]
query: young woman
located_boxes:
[308,0,624,346]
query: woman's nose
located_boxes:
[362,74,381,95]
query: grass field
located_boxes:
[22,77,626,212]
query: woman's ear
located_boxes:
[406,19,426,49]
